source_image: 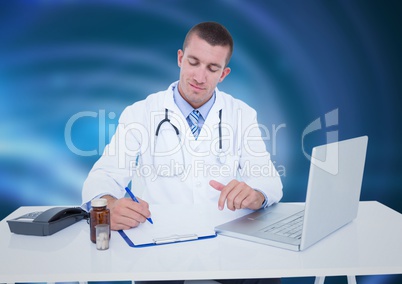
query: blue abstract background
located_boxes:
[1,1,401,283]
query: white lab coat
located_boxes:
[82,82,283,208]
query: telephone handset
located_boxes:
[7,207,89,236]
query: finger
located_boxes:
[242,190,265,210]
[112,215,141,230]
[109,206,141,230]
[117,198,151,225]
[209,180,225,191]
[225,181,246,210]
[136,197,150,210]
[218,180,239,211]
[232,185,250,210]
[127,200,152,221]
[210,180,229,210]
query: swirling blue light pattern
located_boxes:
[1,1,401,283]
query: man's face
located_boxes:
[177,34,231,109]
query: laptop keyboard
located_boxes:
[259,211,304,239]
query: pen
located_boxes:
[125,187,153,224]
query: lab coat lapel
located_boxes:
[162,85,192,141]
[163,83,181,115]
[197,88,224,147]
[162,85,224,149]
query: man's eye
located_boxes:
[209,68,219,73]
[188,60,198,66]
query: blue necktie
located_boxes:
[189,110,200,139]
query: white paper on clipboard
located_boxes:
[119,204,219,247]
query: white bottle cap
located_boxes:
[91,198,107,207]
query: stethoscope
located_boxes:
[155,108,226,164]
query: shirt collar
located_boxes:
[173,81,216,120]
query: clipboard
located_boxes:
[118,204,217,247]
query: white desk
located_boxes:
[1,201,402,283]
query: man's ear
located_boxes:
[177,49,183,67]
[219,67,231,83]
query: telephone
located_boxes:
[7,207,89,236]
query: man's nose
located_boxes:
[193,68,207,84]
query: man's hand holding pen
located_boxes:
[101,195,152,231]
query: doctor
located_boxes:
[82,22,283,232]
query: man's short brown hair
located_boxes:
[183,22,234,66]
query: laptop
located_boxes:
[215,136,368,251]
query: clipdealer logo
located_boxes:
[63,108,288,177]
[63,108,339,176]
[64,109,117,156]
[301,108,339,175]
